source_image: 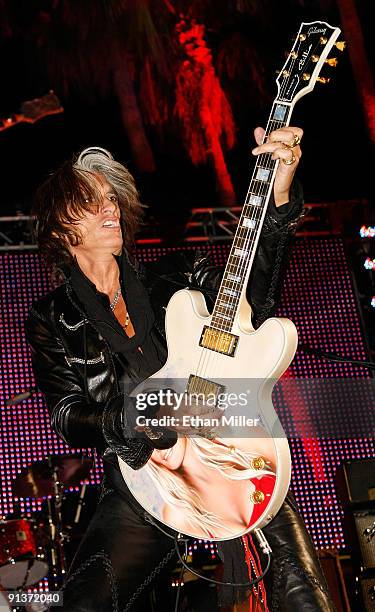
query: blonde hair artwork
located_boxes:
[145,437,275,539]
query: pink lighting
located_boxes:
[0,240,373,551]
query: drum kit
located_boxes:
[0,455,95,609]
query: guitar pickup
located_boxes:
[187,374,226,401]
[199,325,238,357]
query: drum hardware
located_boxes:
[0,583,10,611]
[12,455,93,499]
[11,455,93,590]
[73,483,87,525]
[0,519,48,590]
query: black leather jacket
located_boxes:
[26,186,304,469]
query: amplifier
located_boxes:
[336,460,375,505]
[359,576,375,611]
[353,511,375,570]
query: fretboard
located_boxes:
[211,101,293,331]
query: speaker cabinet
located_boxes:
[336,460,375,505]
[359,576,375,611]
[352,511,375,570]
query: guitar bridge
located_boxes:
[199,325,238,357]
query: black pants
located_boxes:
[61,466,336,612]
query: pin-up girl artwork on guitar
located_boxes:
[123,416,277,540]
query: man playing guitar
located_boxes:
[26,124,334,611]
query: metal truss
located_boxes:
[182,199,371,242]
[0,198,370,250]
[0,215,37,251]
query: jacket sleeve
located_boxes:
[193,179,304,326]
[25,307,156,469]
[248,179,304,327]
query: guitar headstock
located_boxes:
[276,21,344,105]
[19,91,63,121]
[0,91,63,132]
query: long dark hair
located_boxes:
[33,147,144,269]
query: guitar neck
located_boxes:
[211,101,293,331]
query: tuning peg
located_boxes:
[302,73,311,81]
[317,76,330,84]
[289,50,298,59]
[320,36,328,45]
[325,58,338,67]
[311,55,320,63]
[335,41,346,52]
[299,34,307,41]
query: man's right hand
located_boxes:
[138,389,223,438]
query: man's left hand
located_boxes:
[252,126,303,206]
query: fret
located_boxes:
[233,236,250,249]
[217,301,235,310]
[212,313,230,329]
[255,167,272,182]
[248,171,272,184]
[234,229,255,240]
[245,188,270,202]
[233,248,249,258]
[248,194,263,207]
[243,198,264,209]
[233,231,248,241]
[271,102,289,122]
[225,264,247,276]
[218,287,241,299]
[241,217,256,230]
[213,313,232,322]
[207,20,341,334]
[226,273,241,283]
[222,288,239,297]
[216,307,235,316]
[210,98,290,331]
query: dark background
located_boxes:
[0,0,374,226]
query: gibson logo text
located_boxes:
[308,26,327,37]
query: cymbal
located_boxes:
[13,455,93,499]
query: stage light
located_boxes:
[364,257,375,270]
[359,225,375,238]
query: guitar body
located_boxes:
[119,288,297,540]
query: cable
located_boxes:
[143,513,177,539]
[143,514,272,589]
[174,536,272,588]
[300,343,375,370]
[174,560,185,612]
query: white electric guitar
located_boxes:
[119,22,343,541]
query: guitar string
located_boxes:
[205,32,324,380]
[203,31,323,375]
[196,56,298,382]
[199,119,282,384]
[192,33,323,396]
[196,102,294,381]
[208,34,305,341]
[209,32,327,386]
[192,37,303,387]
[159,31,332,532]
[193,113,287,391]
[191,33,325,423]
